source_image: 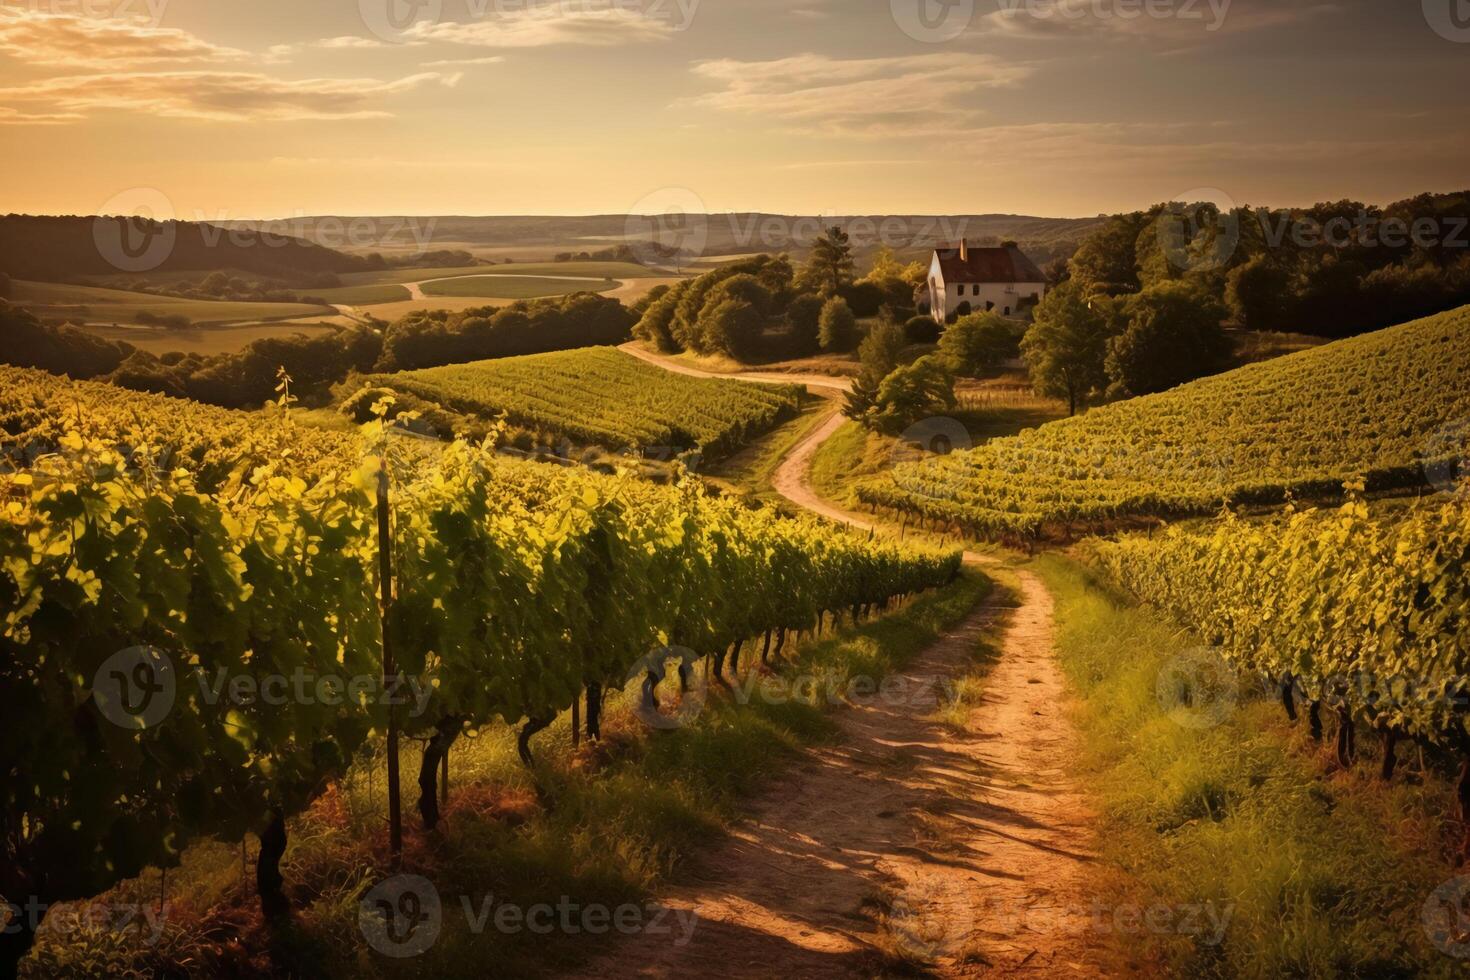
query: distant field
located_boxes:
[420,275,617,299]
[338,264,489,287]
[859,304,1470,539]
[10,279,332,325]
[359,346,803,457]
[308,283,412,305]
[339,260,659,287]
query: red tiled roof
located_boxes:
[934,244,1046,284]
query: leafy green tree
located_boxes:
[1020,281,1114,416]
[1068,211,1149,297]
[799,226,855,296]
[938,311,1016,377]
[634,282,684,352]
[844,315,906,423]
[703,298,765,361]
[870,355,956,435]
[701,273,775,318]
[785,293,824,354]
[818,295,857,353]
[904,315,940,344]
[1105,281,1231,398]
[1225,255,1293,332]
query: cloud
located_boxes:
[264,35,398,62]
[404,2,680,48]
[0,8,247,68]
[0,105,86,125]
[686,52,1031,137]
[0,71,461,122]
[421,55,508,67]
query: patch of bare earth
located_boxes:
[560,568,1097,979]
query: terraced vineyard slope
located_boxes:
[860,305,1470,541]
[355,346,804,458]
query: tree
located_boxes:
[817,295,857,353]
[938,311,1016,377]
[703,299,765,361]
[1020,281,1114,416]
[634,283,684,352]
[798,226,855,296]
[1068,211,1149,297]
[1225,255,1293,332]
[844,315,906,422]
[904,315,940,345]
[870,355,956,435]
[1104,281,1230,398]
[785,293,824,354]
[701,273,775,318]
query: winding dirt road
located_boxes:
[565,347,1099,978]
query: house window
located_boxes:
[1004,306,1011,315]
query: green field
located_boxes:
[858,304,1470,539]
[356,346,804,457]
[419,275,617,299]
[10,279,333,325]
[306,282,412,305]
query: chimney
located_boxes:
[958,239,968,261]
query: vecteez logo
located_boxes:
[1157,188,1240,275]
[360,875,443,958]
[624,187,709,273]
[92,188,177,274]
[1156,646,1239,730]
[360,0,444,43]
[625,645,706,730]
[1424,0,1470,41]
[92,646,177,730]
[891,0,975,42]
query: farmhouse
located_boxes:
[928,241,1048,324]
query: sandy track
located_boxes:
[559,350,1098,978]
[563,571,1096,979]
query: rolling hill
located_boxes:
[352,346,803,458]
[859,304,1470,539]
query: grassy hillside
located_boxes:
[11,280,334,325]
[420,275,617,299]
[0,214,368,282]
[355,346,803,458]
[859,304,1470,539]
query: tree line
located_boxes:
[0,292,635,410]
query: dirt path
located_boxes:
[561,351,1098,978]
[564,572,1096,978]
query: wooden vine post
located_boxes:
[377,465,403,867]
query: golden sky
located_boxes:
[2,0,1467,219]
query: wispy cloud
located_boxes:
[264,35,397,62]
[404,2,680,48]
[0,104,86,125]
[0,71,461,122]
[421,55,508,67]
[0,8,247,68]
[687,52,1031,137]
